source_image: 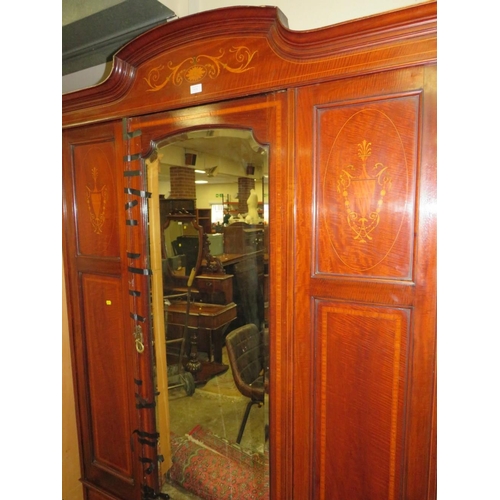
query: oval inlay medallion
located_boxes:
[320,107,410,274]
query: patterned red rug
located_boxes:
[168,425,269,499]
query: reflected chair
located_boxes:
[225,323,269,444]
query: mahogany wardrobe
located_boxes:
[62,3,437,499]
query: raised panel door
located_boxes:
[294,65,436,500]
[63,121,158,500]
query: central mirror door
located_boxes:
[153,128,270,498]
[131,92,289,499]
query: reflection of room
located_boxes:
[157,130,269,350]
[156,130,271,497]
[157,128,269,361]
[157,129,269,229]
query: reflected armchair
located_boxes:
[225,323,269,444]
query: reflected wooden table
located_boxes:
[165,301,237,365]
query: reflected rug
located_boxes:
[168,425,269,500]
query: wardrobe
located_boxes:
[62,3,437,499]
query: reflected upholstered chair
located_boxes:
[225,323,269,444]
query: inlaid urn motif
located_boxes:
[337,139,392,243]
[86,167,107,234]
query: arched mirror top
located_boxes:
[152,126,269,294]
[154,127,268,179]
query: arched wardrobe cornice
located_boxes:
[62,3,436,128]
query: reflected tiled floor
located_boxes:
[161,348,268,499]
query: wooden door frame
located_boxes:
[126,91,294,498]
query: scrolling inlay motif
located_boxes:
[86,167,108,234]
[144,46,257,91]
[337,139,392,243]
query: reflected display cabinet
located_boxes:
[62,3,437,500]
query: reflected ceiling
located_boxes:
[157,129,268,185]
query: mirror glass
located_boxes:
[162,216,202,287]
[148,128,270,499]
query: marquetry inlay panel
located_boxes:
[314,300,410,500]
[316,94,420,279]
[73,139,120,258]
[143,45,258,91]
[82,274,134,480]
